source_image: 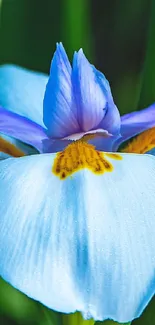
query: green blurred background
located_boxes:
[0,0,155,324]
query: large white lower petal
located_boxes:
[0,153,155,322]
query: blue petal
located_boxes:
[72,49,120,134]
[94,69,121,135]
[43,43,79,138]
[0,64,48,127]
[121,104,155,137]
[0,106,48,152]
[72,50,106,131]
[88,134,120,152]
[42,138,72,153]
[0,153,155,323]
[114,104,155,150]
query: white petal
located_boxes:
[0,153,155,323]
[0,64,47,127]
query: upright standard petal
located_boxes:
[72,50,120,134]
[94,69,121,135]
[0,149,155,323]
[0,106,48,152]
[0,64,48,127]
[43,43,79,138]
[72,50,106,131]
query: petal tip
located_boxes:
[56,41,65,52]
[50,42,71,75]
[77,48,87,62]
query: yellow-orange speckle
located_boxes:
[0,137,25,157]
[52,141,122,180]
[105,153,123,160]
[122,127,155,154]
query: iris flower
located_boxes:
[0,43,155,157]
[0,44,155,325]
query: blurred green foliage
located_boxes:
[91,0,151,114]
[138,0,155,108]
[0,0,155,324]
[133,297,155,325]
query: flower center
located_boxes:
[52,141,122,180]
[0,137,25,157]
[122,127,155,153]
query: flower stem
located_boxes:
[95,321,131,325]
[62,312,95,325]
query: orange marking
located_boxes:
[105,153,123,160]
[52,141,122,180]
[122,127,155,154]
[0,137,25,157]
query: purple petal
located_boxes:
[121,103,155,139]
[43,43,79,138]
[95,69,121,135]
[114,104,155,151]
[0,106,48,152]
[42,138,72,153]
[72,50,107,131]
[72,49,120,134]
[89,134,121,151]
